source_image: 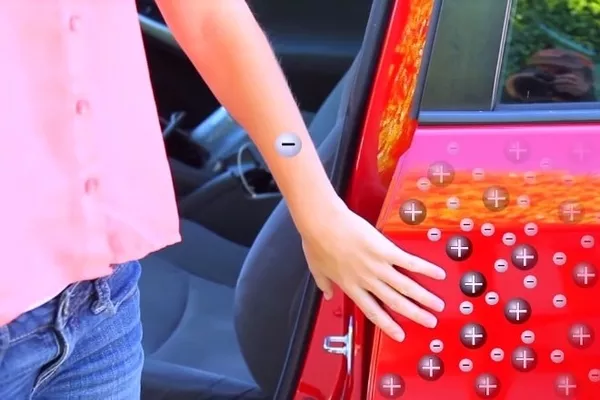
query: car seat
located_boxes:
[139,55,359,399]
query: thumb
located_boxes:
[311,271,334,300]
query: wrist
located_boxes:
[290,188,348,238]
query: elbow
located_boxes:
[158,0,251,43]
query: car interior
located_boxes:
[135,0,373,398]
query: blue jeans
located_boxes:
[0,260,143,399]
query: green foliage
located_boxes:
[504,0,600,75]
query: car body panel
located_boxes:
[371,122,600,399]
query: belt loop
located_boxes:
[0,325,9,364]
[91,278,113,315]
[55,283,79,328]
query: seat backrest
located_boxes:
[233,55,360,396]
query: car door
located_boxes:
[280,0,600,399]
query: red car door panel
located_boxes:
[369,122,600,399]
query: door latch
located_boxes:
[323,316,354,374]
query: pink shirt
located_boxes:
[0,1,181,325]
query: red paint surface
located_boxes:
[293,0,434,398]
[368,124,600,400]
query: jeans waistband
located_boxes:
[1,261,140,345]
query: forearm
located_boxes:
[157,0,345,234]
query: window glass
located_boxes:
[499,0,600,104]
[420,0,508,111]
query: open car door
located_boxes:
[282,0,600,399]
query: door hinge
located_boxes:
[323,316,354,375]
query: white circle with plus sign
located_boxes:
[459,301,474,315]
[417,177,431,191]
[447,196,460,209]
[502,232,516,246]
[459,358,473,372]
[490,348,504,362]
[485,291,499,305]
[589,369,600,383]
[550,349,565,364]
[429,339,444,353]
[524,223,538,236]
[553,252,567,266]
[460,218,474,232]
[523,275,537,289]
[521,330,535,344]
[481,223,495,237]
[553,294,567,308]
[581,235,595,248]
[427,228,442,242]
[494,259,508,273]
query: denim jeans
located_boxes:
[0,260,144,399]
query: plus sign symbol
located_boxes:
[446,235,473,261]
[572,262,597,288]
[474,373,500,398]
[555,374,577,398]
[417,355,445,381]
[504,298,532,324]
[504,140,531,163]
[460,271,487,297]
[511,346,537,372]
[570,143,592,164]
[511,244,539,270]
[482,186,510,212]
[460,323,487,349]
[558,200,584,224]
[399,199,427,225]
[427,161,455,187]
[568,323,594,349]
[378,373,405,398]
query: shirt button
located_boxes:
[75,99,90,115]
[84,178,99,194]
[69,16,81,32]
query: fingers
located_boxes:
[346,286,406,342]
[378,266,445,312]
[386,244,446,280]
[369,279,438,328]
[311,271,333,300]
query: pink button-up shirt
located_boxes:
[0,1,181,325]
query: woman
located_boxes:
[0,1,445,398]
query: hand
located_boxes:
[300,202,446,341]
[553,73,589,97]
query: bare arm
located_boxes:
[155,0,340,234]
[155,0,446,341]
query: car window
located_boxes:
[419,0,509,111]
[499,0,599,105]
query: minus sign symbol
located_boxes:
[281,142,296,146]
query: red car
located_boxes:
[137,0,599,398]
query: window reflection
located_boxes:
[500,0,599,104]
